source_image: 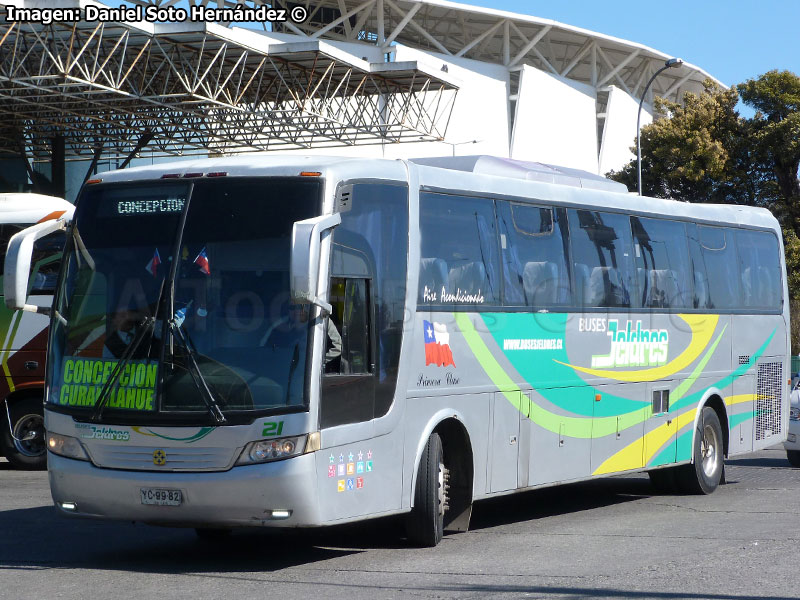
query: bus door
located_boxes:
[526,387,593,487]
[489,390,521,492]
[321,274,375,426]
[591,383,645,475]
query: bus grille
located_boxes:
[86,445,238,471]
[755,362,783,441]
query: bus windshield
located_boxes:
[47,177,322,424]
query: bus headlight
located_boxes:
[236,435,307,465]
[790,407,800,421]
[47,433,90,461]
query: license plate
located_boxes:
[140,488,182,506]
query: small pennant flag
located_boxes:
[145,249,161,277]
[194,247,210,275]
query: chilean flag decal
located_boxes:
[194,247,211,275]
[145,248,161,277]
[423,320,456,368]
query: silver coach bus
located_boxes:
[5,156,789,546]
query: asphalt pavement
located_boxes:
[1,447,798,599]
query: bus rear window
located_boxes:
[737,229,782,310]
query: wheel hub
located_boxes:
[701,423,719,478]
[437,462,449,517]
[12,413,45,457]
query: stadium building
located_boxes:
[0,0,721,200]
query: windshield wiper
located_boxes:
[170,318,226,424]
[89,316,155,422]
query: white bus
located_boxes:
[5,156,789,545]
[0,193,73,469]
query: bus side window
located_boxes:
[325,277,371,375]
[0,224,65,297]
[497,202,572,307]
[630,217,691,309]
[321,182,407,428]
[736,229,782,310]
[688,225,740,310]
[418,192,500,306]
[568,209,636,309]
[30,230,67,295]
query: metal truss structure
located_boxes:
[0,0,722,166]
[261,0,722,144]
[119,0,723,168]
[0,2,458,161]
[272,0,719,99]
[128,0,720,105]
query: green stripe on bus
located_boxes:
[456,313,648,439]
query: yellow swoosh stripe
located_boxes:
[592,409,697,475]
[554,314,719,383]
[724,394,756,407]
[1,310,23,393]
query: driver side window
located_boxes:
[325,277,371,375]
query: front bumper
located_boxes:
[48,451,321,528]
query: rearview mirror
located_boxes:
[290,213,341,315]
[4,219,68,314]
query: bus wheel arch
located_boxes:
[433,418,474,533]
[407,414,474,546]
[699,393,729,459]
[679,393,728,494]
[1,390,47,470]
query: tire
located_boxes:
[405,432,446,547]
[1,397,47,470]
[195,528,232,542]
[677,406,724,494]
[787,450,800,468]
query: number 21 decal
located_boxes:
[262,421,284,437]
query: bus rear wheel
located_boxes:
[1,397,47,470]
[677,407,723,494]
[406,432,447,547]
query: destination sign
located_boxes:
[116,198,185,215]
[57,357,159,412]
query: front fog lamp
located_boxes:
[236,435,307,465]
[47,433,89,461]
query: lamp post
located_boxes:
[637,57,683,195]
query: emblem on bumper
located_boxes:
[153,449,167,466]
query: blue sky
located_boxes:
[455,0,800,88]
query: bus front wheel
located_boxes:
[678,407,724,494]
[787,450,800,468]
[406,432,446,547]
[1,397,47,470]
